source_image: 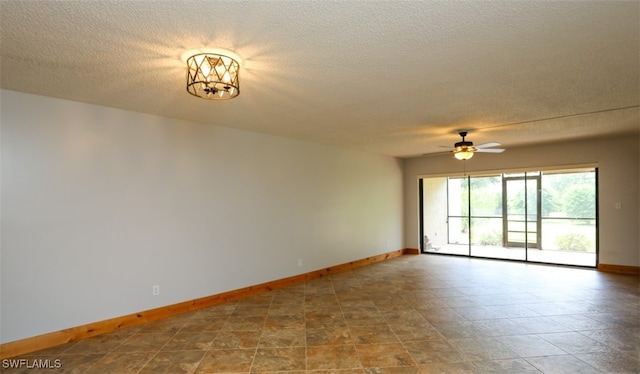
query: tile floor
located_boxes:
[4,255,639,373]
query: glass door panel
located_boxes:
[531,169,597,266]
[420,177,451,254]
[443,177,469,255]
[469,176,511,259]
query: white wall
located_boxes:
[404,134,640,267]
[0,90,404,343]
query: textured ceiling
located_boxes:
[1,1,638,158]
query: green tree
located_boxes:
[564,184,595,218]
[470,178,502,216]
[541,186,559,216]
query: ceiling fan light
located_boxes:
[454,150,474,160]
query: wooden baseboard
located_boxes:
[403,248,420,255]
[598,263,640,274]
[1,249,411,359]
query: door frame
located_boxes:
[502,174,541,249]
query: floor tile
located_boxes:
[306,344,361,370]
[251,347,306,371]
[451,306,504,320]
[112,332,174,352]
[306,327,353,346]
[138,350,205,374]
[511,316,574,334]
[21,342,77,356]
[268,304,305,316]
[349,324,399,344]
[390,321,443,342]
[537,331,610,354]
[191,304,236,319]
[405,338,467,365]
[265,313,305,329]
[356,343,416,368]
[431,320,485,340]
[522,302,580,316]
[305,312,347,329]
[546,314,608,331]
[471,318,532,337]
[525,354,601,373]
[448,337,520,361]
[580,328,640,352]
[497,335,568,357]
[84,351,156,374]
[366,367,422,374]
[574,350,640,373]
[382,309,427,324]
[179,318,227,333]
[221,315,266,331]
[237,293,274,306]
[161,331,218,351]
[210,330,261,349]
[470,358,541,373]
[194,348,254,373]
[259,328,306,347]
[231,304,270,318]
[344,311,388,326]
[62,332,131,354]
[416,306,467,323]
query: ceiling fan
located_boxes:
[450,131,505,160]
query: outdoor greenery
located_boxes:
[507,181,537,217]
[470,177,502,216]
[475,229,503,246]
[563,185,596,218]
[556,233,592,251]
[542,172,596,219]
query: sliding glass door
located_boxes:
[531,170,597,266]
[420,167,597,267]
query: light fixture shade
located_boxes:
[454,148,475,160]
[186,53,240,100]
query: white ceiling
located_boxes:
[1,1,638,158]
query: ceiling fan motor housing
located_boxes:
[455,140,474,149]
[455,131,474,149]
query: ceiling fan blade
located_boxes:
[475,148,505,153]
[422,150,453,156]
[475,142,501,149]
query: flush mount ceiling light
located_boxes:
[186,53,240,100]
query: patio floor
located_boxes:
[425,244,596,267]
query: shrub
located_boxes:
[555,233,592,252]
[474,230,503,246]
